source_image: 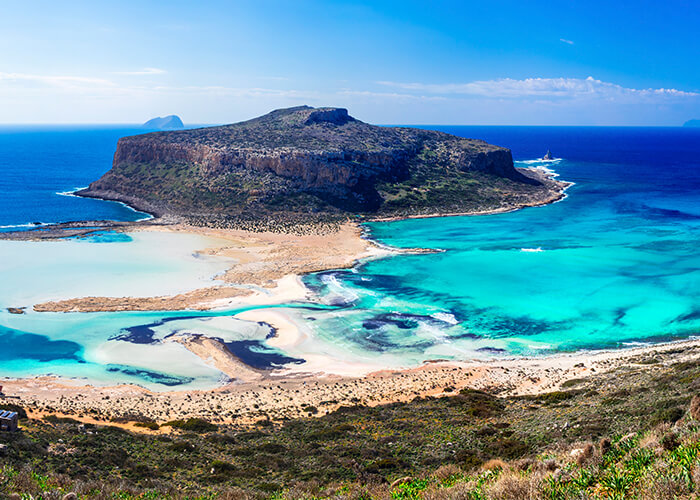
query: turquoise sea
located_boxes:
[1,126,699,389]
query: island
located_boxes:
[79,106,567,229]
[142,114,185,130]
[684,119,700,127]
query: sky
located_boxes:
[1,0,699,125]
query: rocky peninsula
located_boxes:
[77,106,568,229]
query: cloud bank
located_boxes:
[376,77,699,100]
[0,71,698,125]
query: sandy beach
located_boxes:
[32,221,390,313]
[2,177,695,431]
[3,336,700,431]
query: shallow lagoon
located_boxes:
[1,126,699,389]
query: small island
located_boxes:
[142,115,184,130]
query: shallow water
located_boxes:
[1,126,698,389]
[300,127,700,361]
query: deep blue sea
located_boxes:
[0,125,699,389]
[0,126,151,229]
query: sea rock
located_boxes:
[142,115,184,130]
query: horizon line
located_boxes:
[0,122,694,128]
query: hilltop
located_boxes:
[79,106,567,228]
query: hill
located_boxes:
[2,352,699,498]
[79,106,567,227]
[142,115,185,130]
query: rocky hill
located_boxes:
[79,106,567,226]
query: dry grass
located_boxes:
[486,469,543,500]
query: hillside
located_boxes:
[2,352,700,498]
[78,106,566,226]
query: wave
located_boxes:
[516,157,563,165]
[430,312,459,325]
[55,186,89,197]
[520,247,545,253]
[320,274,360,305]
[0,222,51,230]
[56,187,154,222]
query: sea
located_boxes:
[1,125,699,389]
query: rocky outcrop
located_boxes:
[80,106,564,223]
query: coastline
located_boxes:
[4,163,691,428]
[368,166,573,223]
[4,335,700,429]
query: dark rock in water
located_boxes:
[78,106,566,224]
[7,307,25,314]
[543,150,553,160]
[476,346,507,354]
[142,115,184,130]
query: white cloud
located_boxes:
[560,38,574,45]
[113,67,167,76]
[0,72,115,88]
[376,77,699,100]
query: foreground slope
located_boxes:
[79,106,566,224]
[2,351,700,498]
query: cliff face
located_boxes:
[80,106,561,222]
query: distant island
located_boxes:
[142,115,184,130]
[684,119,700,127]
[79,106,568,228]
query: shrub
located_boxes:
[134,421,159,431]
[690,395,700,420]
[162,418,217,433]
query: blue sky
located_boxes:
[1,0,698,125]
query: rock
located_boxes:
[0,444,7,456]
[62,493,78,500]
[6,307,25,314]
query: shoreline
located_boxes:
[3,163,688,426]
[367,166,573,223]
[4,335,700,429]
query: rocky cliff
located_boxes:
[79,106,566,225]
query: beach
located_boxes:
[1,208,699,429]
[4,335,700,430]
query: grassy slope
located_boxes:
[2,356,700,499]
